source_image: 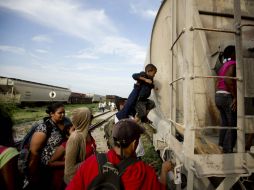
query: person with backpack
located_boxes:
[25,102,68,189]
[66,119,172,190]
[0,106,21,190]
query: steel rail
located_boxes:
[190,26,237,34]
[198,10,254,21]
[169,77,185,85]
[190,126,240,130]
[93,110,110,118]
[190,75,240,81]
[239,24,254,28]
[89,113,115,131]
[170,29,185,50]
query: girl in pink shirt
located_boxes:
[215,45,237,153]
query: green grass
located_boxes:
[141,124,163,174]
[8,103,99,124]
[12,106,47,124]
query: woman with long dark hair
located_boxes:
[215,45,237,153]
[28,102,67,189]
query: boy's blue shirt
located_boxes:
[132,71,154,100]
[116,71,155,120]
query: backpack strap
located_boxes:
[96,153,108,174]
[95,153,138,176]
[117,157,138,176]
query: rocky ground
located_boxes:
[91,125,109,153]
[13,121,35,142]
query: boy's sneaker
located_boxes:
[141,116,153,124]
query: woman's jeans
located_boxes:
[215,93,237,153]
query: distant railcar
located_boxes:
[90,94,105,103]
[68,92,92,104]
[106,95,122,103]
[0,76,71,103]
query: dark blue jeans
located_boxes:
[215,93,237,153]
[116,84,140,120]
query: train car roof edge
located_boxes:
[0,76,71,91]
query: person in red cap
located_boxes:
[66,119,172,190]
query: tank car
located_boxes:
[0,76,71,104]
[147,0,254,189]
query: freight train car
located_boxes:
[0,76,71,104]
[105,95,122,103]
[86,93,105,103]
[68,92,92,104]
[146,0,254,189]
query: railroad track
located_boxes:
[89,111,116,131]
[90,111,116,152]
[93,110,110,118]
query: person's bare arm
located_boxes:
[159,161,173,185]
[215,78,219,91]
[225,65,236,98]
[48,145,65,167]
[225,65,237,111]
[29,132,47,175]
[1,155,20,190]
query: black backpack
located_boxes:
[87,153,138,190]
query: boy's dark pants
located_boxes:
[116,84,140,120]
[135,99,155,119]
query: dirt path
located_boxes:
[90,111,116,153]
[91,125,108,153]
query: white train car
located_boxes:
[146,0,254,189]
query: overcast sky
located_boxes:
[0,0,160,98]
